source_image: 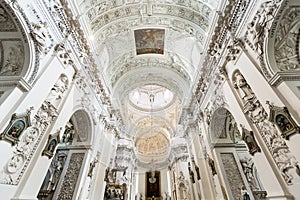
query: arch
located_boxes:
[266,4,300,76]
[131,116,173,164]
[251,1,300,88]
[112,66,190,104]
[209,107,241,145]
[38,109,92,199]
[130,115,174,140]
[64,109,93,146]
[0,1,38,87]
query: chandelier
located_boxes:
[148,159,156,183]
[149,171,156,183]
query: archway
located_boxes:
[210,107,265,200]
[37,109,92,200]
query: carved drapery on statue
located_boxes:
[192,160,201,180]
[176,171,189,200]
[87,158,98,178]
[45,74,69,108]
[62,121,75,145]
[232,70,300,185]
[240,156,267,199]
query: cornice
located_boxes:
[0,77,32,92]
[268,71,300,87]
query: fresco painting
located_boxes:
[134,29,165,55]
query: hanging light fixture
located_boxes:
[148,90,156,184]
[149,159,156,183]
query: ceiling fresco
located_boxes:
[134,28,165,55]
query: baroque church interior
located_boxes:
[0,0,300,199]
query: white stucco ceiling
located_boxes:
[75,0,221,166]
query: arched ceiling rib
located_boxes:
[112,66,190,102]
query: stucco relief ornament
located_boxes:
[274,7,300,71]
[240,157,258,190]
[0,153,24,184]
[232,70,299,184]
[6,154,24,174]
[233,71,255,104]
[232,71,268,124]
[273,148,300,184]
[45,75,69,108]
[258,120,300,184]
[245,0,282,55]
[35,102,58,127]
[226,37,242,61]
[30,22,48,54]
[16,127,39,157]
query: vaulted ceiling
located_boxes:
[74,0,221,167]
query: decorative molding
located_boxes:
[109,51,191,88]
[268,71,300,87]
[184,0,251,124]
[89,3,209,33]
[0,77,32,92]
[87,158,98,178]
[54,0,112,107]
